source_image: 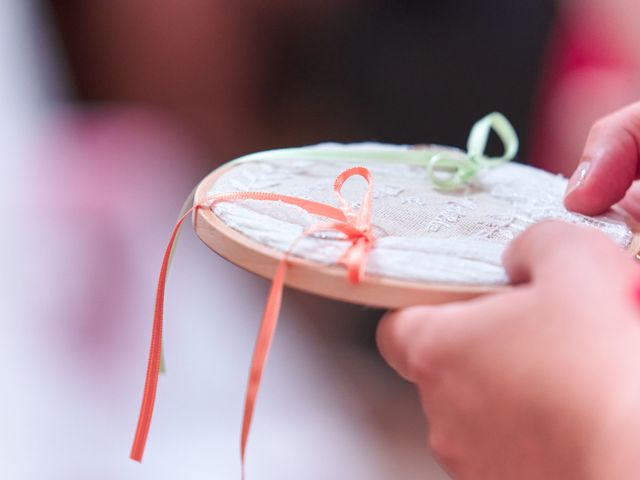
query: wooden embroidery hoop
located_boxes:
[193,157,640,310]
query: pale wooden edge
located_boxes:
[193,161,640,309]
[193,162,502,309]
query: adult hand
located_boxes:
[377,221,640,479]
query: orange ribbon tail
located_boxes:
[131,167,375,477]
[130,205,199,462]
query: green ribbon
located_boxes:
[229,112,519,190]
[427,112,519,189]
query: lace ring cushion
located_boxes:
[194,143,640,309]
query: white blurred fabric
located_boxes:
[211,150,632,286]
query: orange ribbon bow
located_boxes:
[130,166,375,476]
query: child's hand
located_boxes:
[377,221,640,479]
[564,101,640,218]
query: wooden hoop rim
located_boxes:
[194,161,640,309]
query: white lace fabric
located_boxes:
[208,143,633,286]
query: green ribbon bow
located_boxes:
[427,112,519,189]
[234,111,519,190]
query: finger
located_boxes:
[377,306,438,383]
[376,299,500,383]
[564,102,640,215]
[377,305,466,383]
[502,220,623,284]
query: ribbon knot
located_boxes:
[427,112,519,189]
[306,166,374,284]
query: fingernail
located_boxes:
[565,160,591,196]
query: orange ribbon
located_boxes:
[130,166,375,475]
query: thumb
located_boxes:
[376,306,439,383]
[376,304,472,382]
[564,102,640,215]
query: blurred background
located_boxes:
[3,0,640,478]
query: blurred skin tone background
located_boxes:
[2,0,640,478]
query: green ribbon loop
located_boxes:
[427,112,519,190]
[231,111,519,191]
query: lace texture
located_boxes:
[208,144,633,286]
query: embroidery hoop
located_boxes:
[130,120,640,468]
[193,149,640,309]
